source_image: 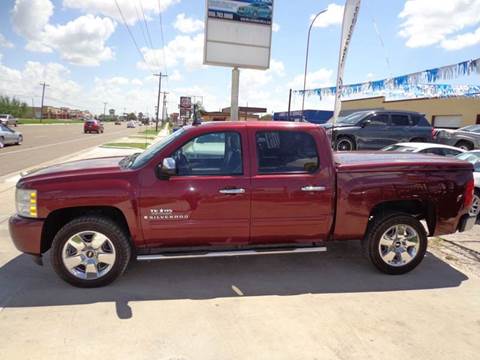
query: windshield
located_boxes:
[129,128,185,169]
[459,125,480,133]
[334,111,369,125]
[456,152,480,163]
[382,145,416,152]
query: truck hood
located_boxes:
[20,156,126,181]
[335,151,474,173]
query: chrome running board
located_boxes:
[137,246,327,261]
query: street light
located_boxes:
[301,8,328,120]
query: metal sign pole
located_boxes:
[231,67,240,121]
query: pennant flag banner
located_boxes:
[295,57,480,100]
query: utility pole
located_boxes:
[153,73,168,132]
[161,91,169,125]
[39,82,49,122]
[103,102,107,120]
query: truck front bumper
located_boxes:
[8,214,44,255]
[458,214,476,233]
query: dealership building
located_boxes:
[340,95,480,128]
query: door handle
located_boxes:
[219,188,246,195]
[301,186,326,192]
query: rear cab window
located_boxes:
[255,131,319,174]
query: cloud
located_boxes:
[11,0,53,40]
[42,15,116,65]
[399,0,480,50]
[288,68,334,90]
[173,13,204,33]
[63,0,180,25]
[0,34,14,48]
[138,34,205,71]
[11,0,116,65]
[311,3,344,28]
[272,22,280,32]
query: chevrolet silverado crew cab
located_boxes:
[9,121,476,287]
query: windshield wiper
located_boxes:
[119,152,141,168]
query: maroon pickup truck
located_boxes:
[9,121,476,287]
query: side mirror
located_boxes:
[361,119,371,128]
[157,157,177,179]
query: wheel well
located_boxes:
[455,139,473,147]
[41,206,131,253]
[369,200,436,236]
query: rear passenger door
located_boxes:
[390,114,411,143]
[357,113,391,149]
[249,128,334,244]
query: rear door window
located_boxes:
[255,131,319,174]
[391,114,410,126]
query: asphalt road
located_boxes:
[0,123,138,176]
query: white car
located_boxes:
[381,142,465,157]
[456,151,480,219]
[0,124,23,147]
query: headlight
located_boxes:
[16,189,37,218]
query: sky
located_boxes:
[0,0,479,116]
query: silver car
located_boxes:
[0,114,18,127]
[0,124,23,148]
[435,125,480,150]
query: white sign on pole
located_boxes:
[332,0,361,125]
[204,0,274,69]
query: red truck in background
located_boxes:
[9,121,476,287]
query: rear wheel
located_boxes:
[455,140,474,151]
[335,136,356,151]
[363,213,427,274]
[51,216,131,287]
[469,189,480,221]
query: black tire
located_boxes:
[16,135,23,145]
[335,136,356,151]
[469,189,480,222]
[0,136,4,148]
[455,140,474,151]
[50,216,131,287]
[363,213,427,275]
[410,138,425,143]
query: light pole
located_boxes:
[103,102,107,120]
[301,8,327,120]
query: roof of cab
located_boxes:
[197,120,319,130]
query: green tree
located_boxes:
[0,96,29,118]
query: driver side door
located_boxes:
[139,129,251,248]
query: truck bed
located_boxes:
[334,152,473,172]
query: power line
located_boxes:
[139,0,162,71]
[114,0,148,65]
[157,0,169,77]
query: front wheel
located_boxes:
[16,135,23,145]
[335,137,356,151]
[51,216,131,287]
[363,213,427,274]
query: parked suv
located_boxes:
[84,120,104,134]
[0,114,18,127]
[323,110,433,151]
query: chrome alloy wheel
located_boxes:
[62,231,116,280]
[469,193,480,217]
[378,224,420,267]
[336,138,353,151]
